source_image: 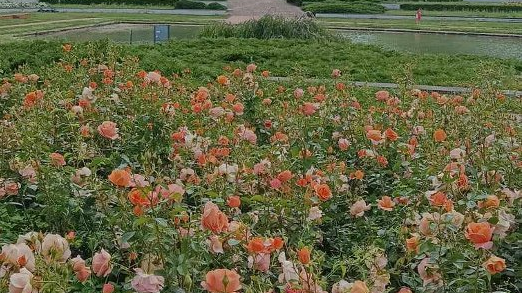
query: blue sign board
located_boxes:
[154,25,170,43]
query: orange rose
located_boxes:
[433,129,447,142]
[478,195,500,209]
[384,128,398,141]
[216,75,229,86]
[108,169,131,187]
[298,247,311,265]
[366,129,382,142]
[227,196,241,208]
[429,191,448,207]
[314,183,332,201]
[201,269,241,293]
[50,152,66,167]
[277,170,293,182]
[406,236,419,253]
[465,222,494,249]
[351,280,369,293]
[378,196,395,211]
[482,255,506,274]
[247,237,265,254]
[201,202,229,234]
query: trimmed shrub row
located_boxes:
[287,0,303,6]
[303,2,386,14]
[400,2,522,11]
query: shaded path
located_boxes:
[226,0,303,24]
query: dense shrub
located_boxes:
[400,2,522,11]
[199,16,336,40]
[287,0,303,6]
[174,0,206,9]
[303,2,386,14]
[205,2,227,10]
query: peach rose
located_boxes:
[201,202,229,234]
[378,196,395,211]
[298,247,311,265]
[108,169,132,187]
[102,283,115,293]
[482,255,506,274]
[41,234,71,262]
[351,280,369,293]
[50,152,66,167]
[248,253,270,272]
[375,90,390,101]
[314,184,332,201]
[131,268,165,293]
[417,258,441,286]
[71,256,91,282]
[350,200,370,217]
[433,129,447,142]
[1,243,36,271]
[465,222,494,249]
[92,249,112,277]
[201,269,241,293]
[97,121,119,140]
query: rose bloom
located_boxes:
[298,247,311,265]
[92,249,112,277]
[5,181,20,196]
[482,255,506,274]
[331,69,341,78]
[350,200,370,217]
[227,195,241,208]
[102,283,115,293]
[375,90,390,101]
[1,243,36,271]
[302,102,317,116]
[398,287,413,293]
[433,129,447,142]
[406,236,419,253]
[478,195,500,209]
[108,169,132,187]
[201,202,229,234]
[131,268,165,293]
[377,196,395,211]
[50,152,66,167]
[248,253,270,272]
[71,255,91,282]
[216,75,230,86]
[429,191,448,207]
[41,234,71,262]
[338,138,350,151]
[351,281,369,293]
[465,222,494,249]
[314,183,332,201]
[9,268,35,293]
[97,121,120,140]
[201,269,241,293]
[366,129,382,142]
[384,128,398,141]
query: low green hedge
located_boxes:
[287,0,303,6]
[174,0,205,9]
[205,2,227,10]
[400,3,522,11]
[303,2,386,14]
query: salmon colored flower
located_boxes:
[102,283,115,293]
[97,121,119,140]
[384,128,398,141]
[406,236,419,253]
[298,247,311,265]
[8,268,35,293]
[375,90,390,101]
[41,234,71,262]
[201,202,229,234]
[397,288,413,293]
[314,183,332,201]
[482,255,506,274]
[227,196,241,208]
[378,196,395,211]
[131,268,164,293]
[71,256,91,282]
[216,75,230,86]
[108,169,132,187]
[201,269,241,293]
[433,129,447,142]
[248,253,270,272]
[302,102,317,116]
[351,281,369,293]
[338,138,350,151]
[247,237,265,254]
[92,249,112,277]
[331,69,341,78]
[478,195,500,209]
[50,152,66,167]
[429,191,448,207]
[465,222,494,249]
[350,200,370,217]
[366,129,382,142]
[277,170,293,182]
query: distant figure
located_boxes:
[415,8,422,24]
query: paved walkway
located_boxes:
[318,13,522,23]
[227,0,303,24]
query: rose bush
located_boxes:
[0,45,520,293]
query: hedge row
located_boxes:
[174,0,227,10]
[303,2,386,13]
[287,0,303,6]
[400,2,522,11]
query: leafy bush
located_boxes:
[400,2,522,11]
[287,0,303,6]
[174,0,206,9]
[199,16,337,40]
[205,2,227,10]
[303,2,386,14]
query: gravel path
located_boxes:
[227,0,303,24]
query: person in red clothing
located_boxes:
[415,8,422,24]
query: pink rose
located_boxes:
[97,121,119,140]
[131,268,165,293]
[9,268,34,293]
[350,200,371,218]
[92,249,112,277]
